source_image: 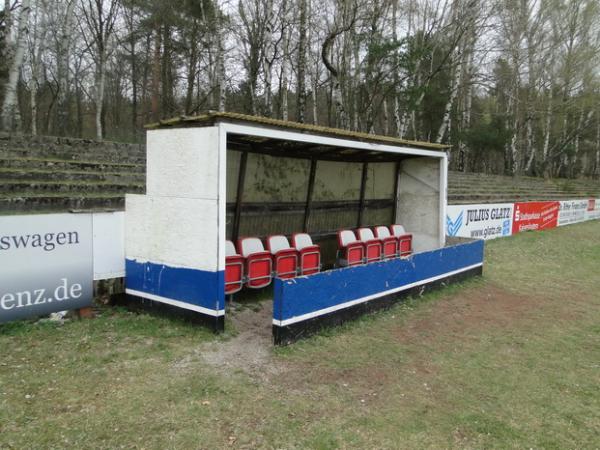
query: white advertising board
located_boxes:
[446,203,514,240]
[557,199,589,226]
[585,199,600,221]
[93,211,125,280]
[0,213,93,323]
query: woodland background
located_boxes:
[1,0,599,177]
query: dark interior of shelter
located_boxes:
[226,134,414,266]
[224,132,428,302]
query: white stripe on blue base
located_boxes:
[272,262,483,327]
[126,288,225,317]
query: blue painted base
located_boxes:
[126,259,225,314]
[272,240,484,345]
[273,264,482,345]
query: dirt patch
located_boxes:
[197,301,284,380]
[175,280,589,381]
[390,282,547,344]
[278,282,568,392]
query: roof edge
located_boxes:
[145,111,451,151]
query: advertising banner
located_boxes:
[0,213,93,323]
[512,201,560,234]
[93,212,125,280]
[585,198,600,221]
[446,203,514,240]
[558,199,589,226]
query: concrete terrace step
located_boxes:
[449,179,555,186]
[0,132,145,162]
[1,148,145,165]
[447,193,585,203]
[449,172,600,187]
[448,185,569,191]
[447,188,597,197]
[0,168,145,183]
[0,180,144,195]
[449,179,559,186]
[0,156,145,173]
[449,183,600,192]
[449,198,521,205]
[0,193,125,214]
[449,180,596,190]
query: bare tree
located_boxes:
[26,0,48,135]
[80,0,119,140]
[296,0,308,122]
[55,0,76,136]
[0,0,599,178]
[321,0,358,129]
[1,0,30,131]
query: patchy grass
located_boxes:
[1,221,600,449]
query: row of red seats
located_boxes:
[225,224,412,295]
[225,233,321,294]
[337,225,412,267]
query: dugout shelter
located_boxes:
[125,112,484,344]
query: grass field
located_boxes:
[1,221,599,449]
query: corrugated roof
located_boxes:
[145,111,450,151]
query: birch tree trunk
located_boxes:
[508,10,522,175]
[262,0,274,117]
[279,0,289,120]
[571,110,594,177]
[436,60,460,143]
[127,6,138,133]
[30,76,37,135]
[296,0,308,122]
[541,82,553,175]
[56,0,76,136]
[436,1,464,144]
[217,26,226,112]
[95,53,105,140]
[1,0,30,132]
[311,67,318,125]
[322,34,347,128]
[391,0,400,135]
[29,0,48,136]
[3,0,13,60]
[184,21,198,114]
[321,2,356,129]
[382,98,389,135]
[352,36,359,131]
[595,116,600,178]
[523,0,544,174]
[151,24,161,121]
[459,50,474,172]
[81,0,119,140]
[393,97,401,136]
[510,111,519,174]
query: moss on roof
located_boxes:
[145,111,450,151]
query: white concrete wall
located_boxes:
[146,127,220,200]
[397,157,442,252]
[126,126,221,273]
[125,195,218,272]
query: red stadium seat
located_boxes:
[390,224,413,257]
[238,237,272,288]
[267,235,298,279]
[225,240,244,294]
[291,233,321,276]
[356,228,383,263]
[373,225,398,259]
[337,229,365,267]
